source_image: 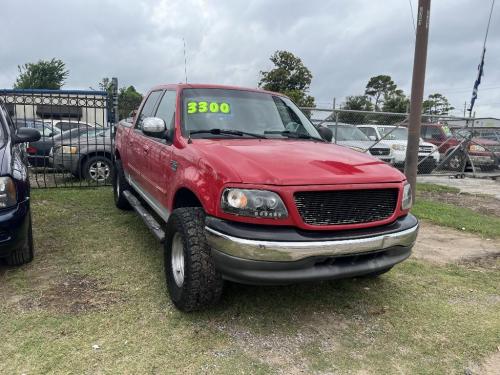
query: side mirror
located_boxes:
[369,135,377,141]
[143,117,166,137]
[317,126,333,143]
[13,127,41,144]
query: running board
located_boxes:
[123,190,165,243]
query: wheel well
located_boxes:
[79,151,113,172]
[173,188,203,209]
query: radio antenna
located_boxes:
[183,38,188,83]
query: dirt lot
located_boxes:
[0,188,499,374]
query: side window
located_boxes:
[136,91,163,130]
[361,127,377,140]
[154,91,176,129]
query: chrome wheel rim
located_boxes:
[89,161,110,182]
[171,233,185,287]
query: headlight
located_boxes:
[392,144,407,151]
[221,189,288,218]
[0,177,17,209]
[61,146,78,154]
[401,182,412,210]
[469,144,486,152]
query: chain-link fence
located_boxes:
[306,108,500,177]
[0,89,115,188]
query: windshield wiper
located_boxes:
[264,130,326,142]
[189,128,267,139]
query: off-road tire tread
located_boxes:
[113,160,132,210]
[165,208,223,312]
[7,214,34,266]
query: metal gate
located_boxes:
[0,89,115,188]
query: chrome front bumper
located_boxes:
[205,222,419,262]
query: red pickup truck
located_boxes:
[114,84,418,311]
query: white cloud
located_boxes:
[1,0,498,117]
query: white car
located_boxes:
[357,125,440,172]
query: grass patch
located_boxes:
[0,188,498,374]
[413,199,500,238]
[416,182,460,194]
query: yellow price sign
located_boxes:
[187,101,231,114]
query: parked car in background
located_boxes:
[14,119,62,167]
[114,84,418,311]
[50,128,113,182]
[321,122,394,164]
[0,101,41,265]
[357,124,439,173]
[466,127,500,144]
[420,123,499,171]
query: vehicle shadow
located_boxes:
[185,272,404,335]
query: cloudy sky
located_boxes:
[1,0,499,117]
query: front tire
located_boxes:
[7,213,34,266]
[164,207,223,312]
[113,160,131,210]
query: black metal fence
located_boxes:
[306,108,500,178]
[0,89,115,188]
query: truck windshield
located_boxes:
[378,127,408,140]
[328,125,369,141]
[181,88,321,140]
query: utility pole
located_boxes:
[404,0,431,202]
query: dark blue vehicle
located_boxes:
[0,100,41,265]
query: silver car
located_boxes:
[50,128,113,182]
[324,123,395,164]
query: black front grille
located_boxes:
[369,148,390,156]
[294,189,398,226]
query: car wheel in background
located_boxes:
[113,160,132,210]
[446,150,466,171]
[7,213,34,266]
[164,207,223,312]
[84,156,112,183]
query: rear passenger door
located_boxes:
[126,90,163,187]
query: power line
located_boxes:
[408,0,416,33]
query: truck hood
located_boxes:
[192,139,405,185]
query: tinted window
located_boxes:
[378,127,408,140]
[359,127,378,139]
[328,125,369,141]
[155,91,176,128]
[424,126,443,140]
[56,122,91,132]
[137,91,163,130]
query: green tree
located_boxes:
[382,91,409,113]
[338,95,374,124]
[14,58,69,89]
[98,78,143,120]
[423,93,454,116]
[259,50,315,108]
[118,86,143,120]
[365,75,398,110]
